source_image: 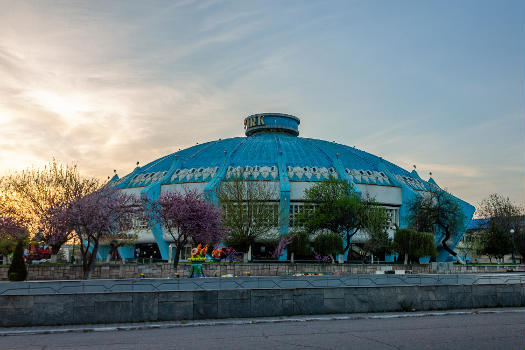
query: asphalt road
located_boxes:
[0,310,523,350]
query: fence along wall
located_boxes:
[1,263,523,281]
[1,283,523,327]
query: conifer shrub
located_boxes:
[8,240,27,281]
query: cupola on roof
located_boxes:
[244,113,300,137]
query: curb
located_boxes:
[0,308,523,336]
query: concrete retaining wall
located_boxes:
[1,263,522,281]
[1,283,523,327]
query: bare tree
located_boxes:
[216,172,278,257]
[477,193,524,263]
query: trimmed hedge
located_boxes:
[394,229,437,261]
[312,232,343,256]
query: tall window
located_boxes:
[289,202,316,228]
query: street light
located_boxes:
[510,229,516,264]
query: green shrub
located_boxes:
[418,232,437,258]
[8,240,27,281]
[312,232,343,256]
[0,238,17,258]
[394,229,437,263]
[287,231,312,259]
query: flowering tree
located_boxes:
[0,206,30,241]
[0,204,29,270]
[0,159,100,255]
[46,187,138,279]
[0,204,30,263]
[145,190,225,268]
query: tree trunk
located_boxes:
[343,231,355,262]
[173,246,181,270]
[404,253,408,265]
[51,243,62,255]
[441,227,457,256]
[83,242,99,280]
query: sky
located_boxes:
[0,0,523,208]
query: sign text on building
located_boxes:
[244,115,265,129]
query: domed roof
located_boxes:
[113,113,430,191]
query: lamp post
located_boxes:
[510,229,516,264]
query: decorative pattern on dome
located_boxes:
[128,172,167,187]
[394,175,427,191]
[225,166,279,180]
[345,169,392,186]
[287,166,338,181]
[169,167,219,183]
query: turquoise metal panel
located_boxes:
[204,138,249,204]
[140,156,184,260]
[378,163,422,229]
[117,245,135,260]
[275,135,290,261]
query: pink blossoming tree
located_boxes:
[145,190,225,268]
[0,206,30,241]
[46,187,138,279]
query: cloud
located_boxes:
[0,1,272,179]
[0,0,522,207]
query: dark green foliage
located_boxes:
[299,177,389,258]
[8,240,27,281]
[408,187,465,258]
[393,229,437,263]
[312,232,343,256]
[515,230,525,259]
[287,231,312,259]
[480,228,514,260]
[365,229,393,260]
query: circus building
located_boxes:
[105,113,475,262]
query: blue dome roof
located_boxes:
[114,113,430,191]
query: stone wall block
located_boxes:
[158,300,193,321]
[132,292,158,321]
[218,289,251,318]
[193,290,218,319]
